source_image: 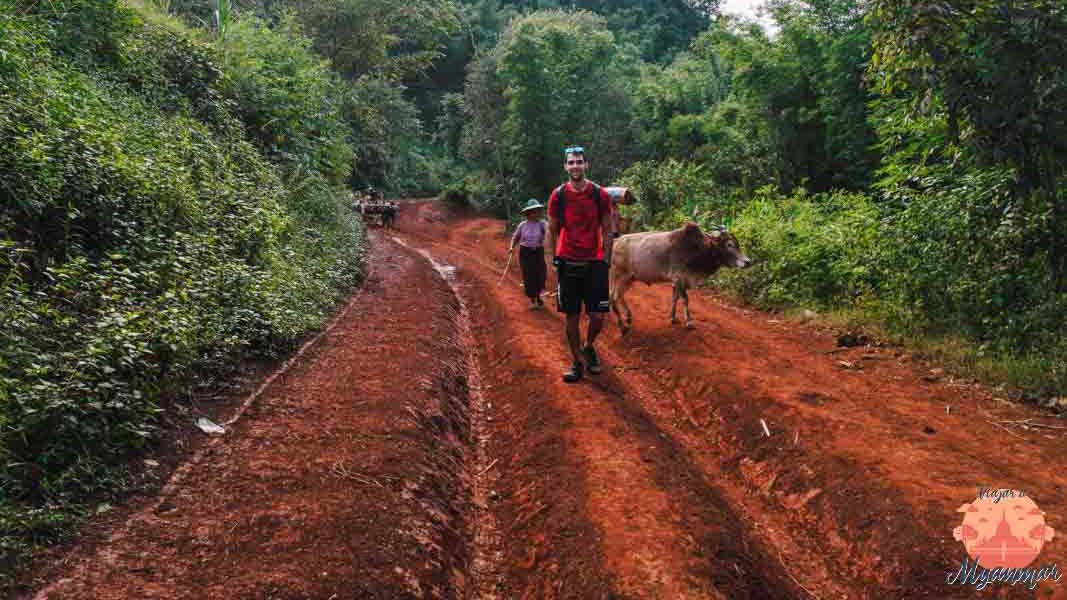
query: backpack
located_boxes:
[554,182,603,228]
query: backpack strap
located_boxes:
[555,182,602,228]
[555,184,567,227]
[590,183,602,224]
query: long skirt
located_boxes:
[519,246,546,300]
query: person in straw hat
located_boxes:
[508,199,549,308]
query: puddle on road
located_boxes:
[392,236,457,281]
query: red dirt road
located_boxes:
[21,200,1067,599]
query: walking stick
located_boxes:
[498,249,514,286]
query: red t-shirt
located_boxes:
[547,180,613,261]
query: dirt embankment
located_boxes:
[24,235,477,600]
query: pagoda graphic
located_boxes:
[968,508,1041,569]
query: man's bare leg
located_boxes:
[566,313,583,363]
[586,313,604,347]
[582,312,605,374]
[564,313,584,382]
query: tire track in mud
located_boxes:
[586,344,919,599]
[390,236,505,600]
[609,288,1067,598]
[395,226,620,599]
[397,207,808,599]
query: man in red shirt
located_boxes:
[547,146,614,383]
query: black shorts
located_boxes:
[555,259,610,315]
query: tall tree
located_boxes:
[299,0,459,81]
[868,0,1067,292]
[462,10,639,202]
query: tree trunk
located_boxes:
[1049,173,1067,294]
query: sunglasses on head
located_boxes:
[564,146,586,165]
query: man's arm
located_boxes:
[509,222,521,252]
[548,215,560,264]
[547,191,560,264]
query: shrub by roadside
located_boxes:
[0,2,365,585]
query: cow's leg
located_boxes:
[610,276,634,334]
[609,270,623,330]
[609,283,624,331]
[670,279,682,324]
[619,282,633,329]
[680,282,694,329]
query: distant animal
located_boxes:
[609,222,752,334]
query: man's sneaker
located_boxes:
[563,361,584,383]
[582,345,602,375]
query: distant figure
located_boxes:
[383,201,397,228]
[508,199,548,308]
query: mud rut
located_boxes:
[21,200,1067,600]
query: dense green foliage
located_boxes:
[457,1,881,206]
[0,0,367,582]
[407,0,713,123]
[453,0,1065,396]
[628,3,878,195]
[868,0,1067,308]
[460,10,640,202]
[160,0,461,192]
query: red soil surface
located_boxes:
[19,200,1067,600]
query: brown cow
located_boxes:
[609,222,752,334]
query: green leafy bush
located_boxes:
[215,13,355,186]
[0,2,365,582]
[874,168,1066,352]
[714,187,886,310]
[440,182,472,208]
[618,158,742,231]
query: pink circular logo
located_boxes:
[953,490,1056,569]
